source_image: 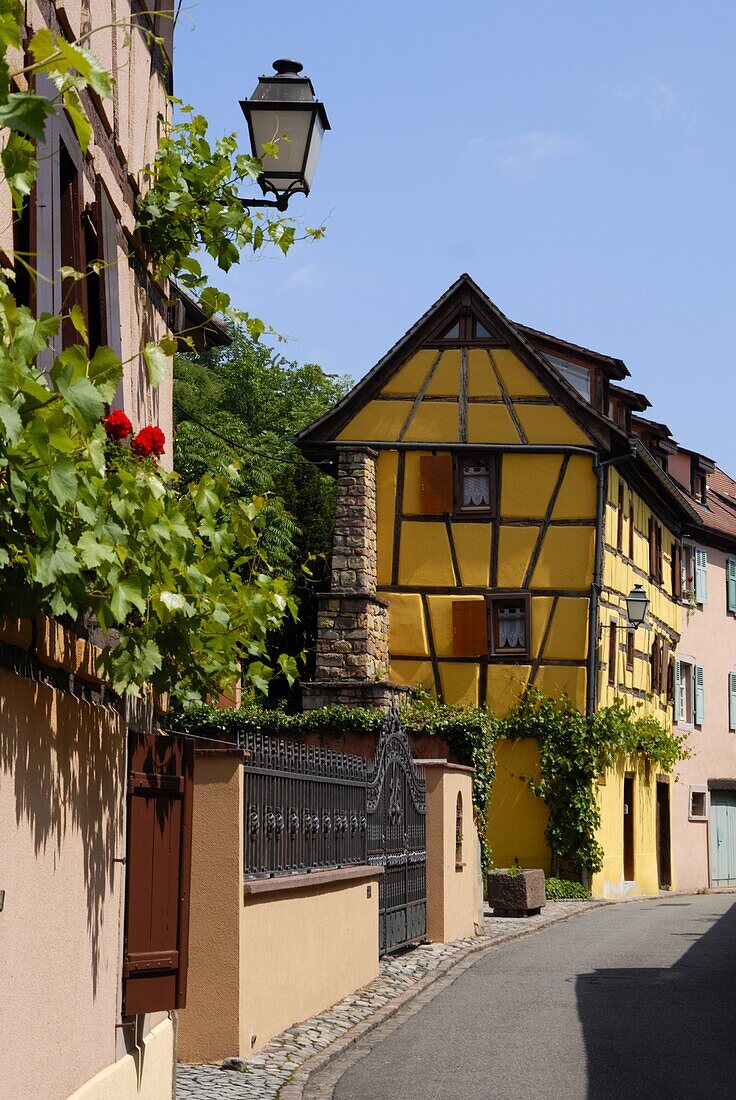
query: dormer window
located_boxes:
[545,354,592,403]
[430,310,499,344]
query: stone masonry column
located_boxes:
[302,446,409,711]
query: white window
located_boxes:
[689,787,708,821]
[545,355,591,402]
[675,657,699,726]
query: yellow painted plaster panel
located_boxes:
[530,596,554,660]
[440,662,480,707]
[592,758,661,898]
[467,403,522,444]
[489,739,550,872]
[403,401,459,443]
[467,349,501,397]
[487,664,531,716]
[376,451,398,585]
[491,351,549,397]
[544,597,589,661]
[536,665,587,711]
[398,521,454,586]
[532,527,594,589]
[500,454,563,517]
[336,400,411,441]
[552,455,597,520]
[401,450,424,514]
[425,349,461,396]
[515,405,592,447]
[390,659,435,694]
[385,593,428,656]
[382,349,437,395]
[497,526,539,588]
[452,523,491,587]
[427,595,484,658]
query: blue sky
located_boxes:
[174,2,736,468]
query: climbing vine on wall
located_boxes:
[497,688,689,877]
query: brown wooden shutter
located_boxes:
[59,144,88,349]
[656,524,663,583]
[648,518,656,580]
[628,499,635,560]
[122,731,194,1017]
[672,541,681,599]
[452,600,487,657]
[660,638,670,695]
[617,484,624,552]
[651,636,661,693]
[420,454,453,515]
[608,621,618,686]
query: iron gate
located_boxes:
[367,708,427,954]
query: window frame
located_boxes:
[688,786,708,822]
[486,591,532,662]
[453,453,497,521]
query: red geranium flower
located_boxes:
[103,409,133,441]
[131,425,166,458]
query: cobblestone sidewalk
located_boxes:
[176,900,598,1100]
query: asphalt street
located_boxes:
[334,894,736,1100]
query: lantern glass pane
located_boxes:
[250,107,313,188]
[302,115,324,189]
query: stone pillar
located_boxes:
[302,446,409,712]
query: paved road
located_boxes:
[334,895,736,1100]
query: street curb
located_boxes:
[279,900,610,1100]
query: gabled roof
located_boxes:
[610,383,651,413]
[297,273,625,454]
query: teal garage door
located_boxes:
[710,790,736,885]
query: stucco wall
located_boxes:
[425,763,479,942]
[67,1016,174,1100]
[673,544,736,891]
[0,667,127,1100]
[178,752,244,1065]
[180,752,381,1063]
[592,758,663,897]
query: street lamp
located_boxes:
[240,59,331,211]
[625,584,649,629]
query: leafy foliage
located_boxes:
[497,688,689,876]
[0,2,320,702]
[545,877,591,900]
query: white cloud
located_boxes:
[613,80,677,122]
[493,131,582,176]
[459,135,487,159]
[279,262,321,293]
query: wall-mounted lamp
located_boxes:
[240,59,331,211]
[625,584,649,629]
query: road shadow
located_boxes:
[576,899,736,1098]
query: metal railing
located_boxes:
[243,732,368,879]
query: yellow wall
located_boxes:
[425,764,479,941]
[66,1018,174,1100]
[592,758,666,897]
[488,739,551,873]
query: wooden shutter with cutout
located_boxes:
[452,600,487,657]
[122,730,194,1016]
[420,454,453,515]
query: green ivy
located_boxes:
[497,688,689,877]
[545,876,591,900]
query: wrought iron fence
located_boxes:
[243,732,368,878]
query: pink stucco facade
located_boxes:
[672,542,736,892]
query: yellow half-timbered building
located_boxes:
[299,275,698,896]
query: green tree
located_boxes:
[173,329,351,703]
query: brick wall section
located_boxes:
[330,448,379,591]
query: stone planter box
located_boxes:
[487,868,546,917]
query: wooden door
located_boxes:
[623,776,635,882]
[122,730,194,1016]
[656,780,671,889]
[710,790,736,886]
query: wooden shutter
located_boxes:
[694,665,705,726]
[59,143,88,349]
[667,656,675,705]
[660,638,670,696]
[648,518,655,579]
[672,542,682,599]
[694,548,708,604]
[617,485,624,552]
[628,499,635,561]
[728,672,736,731]
[651,637,660,694]
[674,660,682,722]
[420,454,453,515]
[655,524,663,583]
[608,621,617,686]
[122,731,194,1017]
[728,559,736,613]
[452,600,487,657]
